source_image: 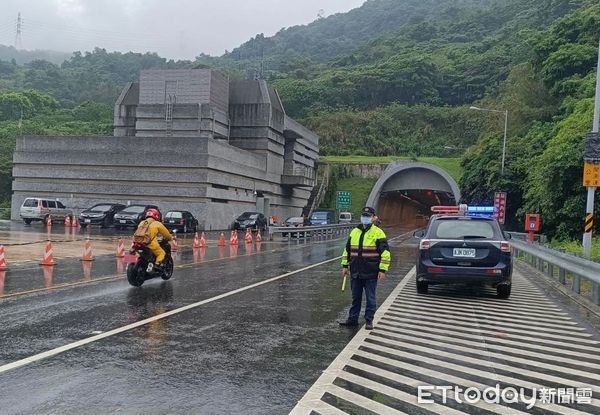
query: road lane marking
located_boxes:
[0,256,342,375]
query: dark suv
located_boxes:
[232,212,267,231]
[414,215,512,298]
[114,204,160,229]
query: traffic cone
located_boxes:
[82,238,94,261]
[193,232,201,249]
[116,238,125,258]
[40,240,55,266]
[230,230,238,246]
[218,232,226,247]
[256,230,263,243]
[245,228,253,244]
[46,215,53,227]
[0,245,7,271]
[64,215,72,227]
[171,237,178,251]
[73,217,80,228]
[199,232,207,248]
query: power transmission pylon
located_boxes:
[15,12,22,49]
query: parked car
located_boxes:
[79,203,126,228]
[282,216,306,237]
[414,211,513,298]
[232,212,268,231]
[338,212,353,224]
[20,197,69,224]
[114,204,160,229]
[164,210,199,233]
[310,209,335,225]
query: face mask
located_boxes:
[360,215,372,226]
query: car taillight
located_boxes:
[419,239,431,250]
[428,267,444,273]
[180,219,184,224]
[500,241,511,252]
[487,269,502,274]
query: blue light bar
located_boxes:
[466,206,496,218]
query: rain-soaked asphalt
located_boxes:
[0,230,415,414]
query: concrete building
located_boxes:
[11,69,319,229]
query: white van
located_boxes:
[20,198,69,224]
[338,212,353,224]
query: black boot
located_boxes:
[365,320,374,330]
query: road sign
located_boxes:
[494,192,507,225]
[337,191,351,209]
[583,162,600,187]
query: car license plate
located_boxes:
[120,220,126,224]
[453,248,476,258]
[85,219,91,223]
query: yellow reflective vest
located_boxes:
[341,224,391,279]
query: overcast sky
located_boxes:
[0,0,366,60]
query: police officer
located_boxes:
[340,207,391,330]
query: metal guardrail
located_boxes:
[506,231,547,244]
[510,238,600,305]
[269,223,356,241]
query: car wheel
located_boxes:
[497,284,511,299]
[416,280,428,294]
[23,218,32,225]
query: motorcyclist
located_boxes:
[134,208,173,270]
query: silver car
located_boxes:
[20,197,69,224]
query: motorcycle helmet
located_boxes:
[145,208,160,221]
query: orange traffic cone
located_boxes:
[171,237,178,251]
[218,232,226,247]
[193,232,201,249]
[40,240,55,266]
[0,245,7,271]
[230,230,238,246]
[82,238,94,261]
[256,230,263,243]
[199,232,207,248]
[245,229,253,244]
[73,217,80,228]
[46,215,53,227]
[65,215,72,227]
[116,238,125,258]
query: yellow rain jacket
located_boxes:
[137,217,173,264]
[341,224,391,279]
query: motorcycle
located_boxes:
[126,239,174,287]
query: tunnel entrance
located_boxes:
[366,161,460,228]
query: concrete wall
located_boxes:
[12,135,312,229]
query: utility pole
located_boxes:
[582,38,600,257]
[15,12,22,49]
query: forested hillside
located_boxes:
[0,0,598,240]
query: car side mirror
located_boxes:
[413,230,425,238]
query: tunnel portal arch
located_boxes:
[366,161,461,227]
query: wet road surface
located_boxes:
[0,232,415,414]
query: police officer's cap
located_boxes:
[361,207,376,216]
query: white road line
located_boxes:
[0,256,342,375]
[322,384,409,415]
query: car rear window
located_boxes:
[22,199,38,207]
[166,212,183,219]
[433,219,496,239]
